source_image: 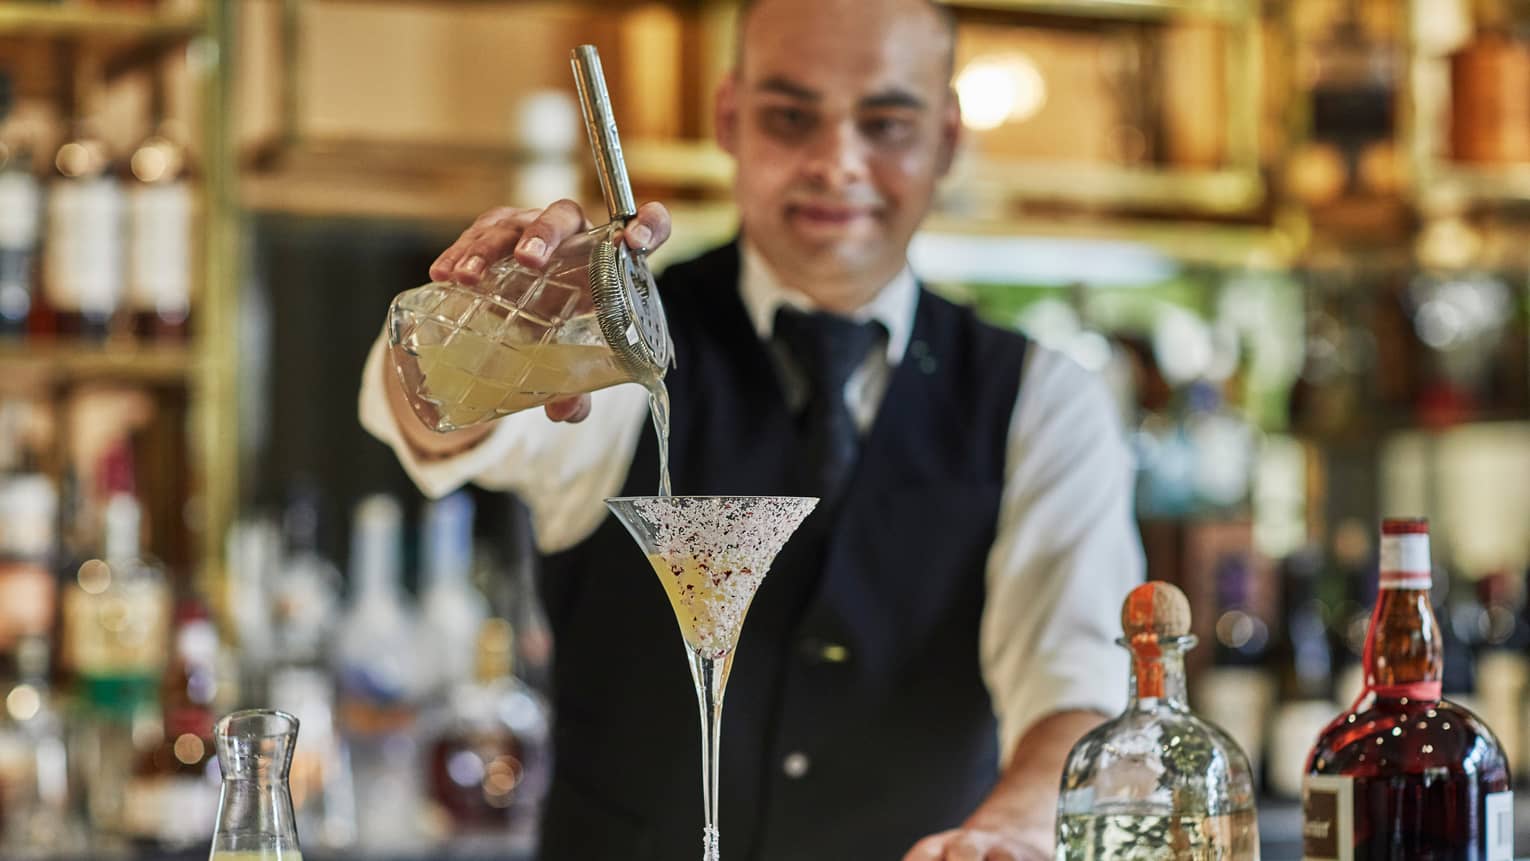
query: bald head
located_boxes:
[735,0,958,80]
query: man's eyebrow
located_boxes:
[860,88,927,111]
[755,76,820,101]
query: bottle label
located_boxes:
[46,177,124,316]
[128,181,192,315]
[0,171,41,248]
[1486,790,1513,861]
[0,173,40,326]
[1302,774,1354,861]
[1378,533,1430,590]
[123,773,219,845]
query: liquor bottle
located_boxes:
[266,484,353,850]
[1303,519,1514,860]
[1450,0,1530,164]
[1473,571,1529,777]
[0,635,84,856]
[1266,545,1337,800]
[0,71,42,339]
[59,445,170,839]
[272,481,340,666]
[425,618,550,850]
[125,69,192,343]
[43,55,125,341]
[1056,581,1258,859]
[419,491,489,695]
[333,494,426,852]
[1327,519,1375,708]
[1193,550,1274,783]
[0,400,57,661]
[121,598,221,848]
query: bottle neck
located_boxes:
[1363,588,1443,700]
[351,498,401,601]
[1364,527,1443,701]
[1128,638,1190,708]
[423,494,474,590]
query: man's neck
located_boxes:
[746,244,903,314]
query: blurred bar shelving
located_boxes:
[0,341,198,384]
[0,4,205,39]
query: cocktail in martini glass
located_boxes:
[605,495,817,861]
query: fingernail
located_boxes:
[519,236,546,258]
[460,255,485,275]
[629,223,652,249]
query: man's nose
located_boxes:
[801,120,871,190]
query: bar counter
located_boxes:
[46,794,1530,861]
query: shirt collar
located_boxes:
[738,240,918,366]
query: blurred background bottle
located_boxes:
[42,53,124,341]
[332,494,426,852]
[425,617,550,852]
[0,70,41,339]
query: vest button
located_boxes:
[782,752,811,779]
[798,637,851,664]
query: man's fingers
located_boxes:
[945,833,989,861]
[543,395,592,424]
[903,830,960,861]
[515,199,591,268]
[624,201,673,253]
[432,207,540,284]
[903,830,1034,861]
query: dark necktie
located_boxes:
[772,306,886,504]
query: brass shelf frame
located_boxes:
[0,4,206,38]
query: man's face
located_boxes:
[716,0,958,299]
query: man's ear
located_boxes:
[936,87,962,177]
[715,73,740,156]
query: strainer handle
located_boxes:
[571,45,637,223]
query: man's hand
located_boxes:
[902,710,1104,861]
[424,198,672,425]
[902,827,1049,861]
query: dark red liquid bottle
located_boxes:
[1303,519,1513,861]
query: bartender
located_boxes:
[360,0,1143,858]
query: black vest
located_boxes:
[537,243,1029,860]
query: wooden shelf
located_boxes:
[243,135,1265,220]
[940,0,1255,23]
[1416,163,1530,211]
[0,340,198,385]
[0,4,206,40]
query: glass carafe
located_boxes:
[387,45,671,433]
[1056,582,1259,861]
[208,709,302,861]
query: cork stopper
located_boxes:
[1121,581,1192,640]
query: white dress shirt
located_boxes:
[359,241,1144,763]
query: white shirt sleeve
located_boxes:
[357,334,651,553]
[980,345,1145,765]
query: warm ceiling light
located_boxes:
[955,52,1047,132]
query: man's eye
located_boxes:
[861,115,916,145]
[761,107,816,138]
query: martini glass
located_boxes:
[606,495,817,861]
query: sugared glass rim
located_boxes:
[606,494,819,503]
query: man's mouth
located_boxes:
[787,203,876,226]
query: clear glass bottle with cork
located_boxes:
[1055,581,1259,860]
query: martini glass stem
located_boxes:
[686,646,726,861]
